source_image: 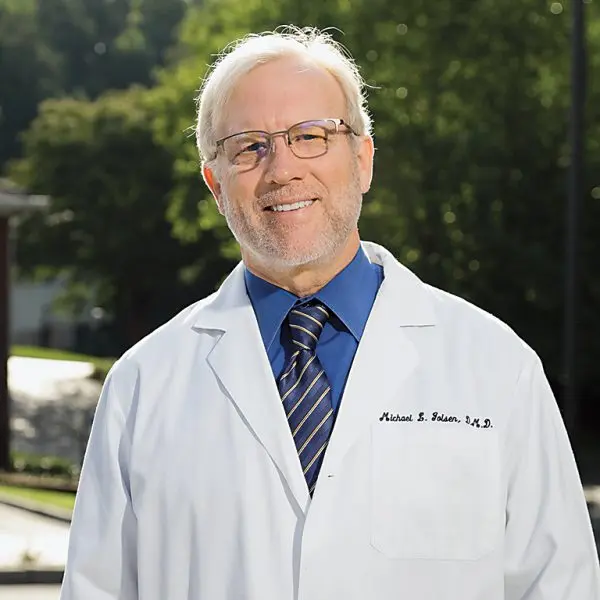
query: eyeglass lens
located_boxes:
[223,120,334,165]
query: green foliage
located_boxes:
[5,0,600,407]
[150,0,270,252]
[10,451,76,478]
[11,87,230,348]
[154,0,600,399]
[0,484,76,511]
[0,0,61,165]
[0,0,190,168]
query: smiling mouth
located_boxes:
[266,199,316,212]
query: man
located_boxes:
[60,27,600,600]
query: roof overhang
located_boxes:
[0,191,49,217]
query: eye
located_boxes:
[290,122,329,145]
[293,132,320,142]
[293,130,326,143]
[240,140,269,154]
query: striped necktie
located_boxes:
[278,300,334,496]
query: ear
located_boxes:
[202,163,224,215]
[355,135,375,194]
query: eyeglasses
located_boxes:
[214,118,359,167]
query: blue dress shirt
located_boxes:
[244,246,384,413]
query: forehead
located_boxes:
[217,58,347,136]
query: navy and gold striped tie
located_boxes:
[278,300,334,496]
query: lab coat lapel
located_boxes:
[192,264,310,510]
[320,243,437,476]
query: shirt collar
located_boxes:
[244,246,379,350]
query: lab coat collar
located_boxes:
[193,242,436,331]
[190,242,436,510]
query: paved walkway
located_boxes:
[1,356,599,586]
[0,504,69,571]
[0,585,61,599]
[0,494,597,566]
[8,357,101,466]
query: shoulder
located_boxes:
[369,240,540,376]
[415,281,547,428]
[103,292,218,395]
[428,284,528,348]
[124,293,216,360]
[429,283,536,357]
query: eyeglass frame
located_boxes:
[213,118,360,165]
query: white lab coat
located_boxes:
[60,242,600,600]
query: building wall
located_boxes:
[9,279,83,349]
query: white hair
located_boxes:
[195,26,372,164]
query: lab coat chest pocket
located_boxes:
[370,424,501,561]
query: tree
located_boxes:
[0,0,61,166]
[34,0,189,96]
[156,0,600,413]
[11,87,230,350]
[0,0,191,170]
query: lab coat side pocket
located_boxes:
[370,423,502,561]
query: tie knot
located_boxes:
[287,301,330,352]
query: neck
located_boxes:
[243,233,361,297]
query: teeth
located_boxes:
[269,200,314,212]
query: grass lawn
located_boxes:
[10,345,115,381]
[0,485,76,512]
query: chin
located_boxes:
[268,242,335,268]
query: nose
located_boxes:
[262,135,306,185]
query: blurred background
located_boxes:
[0,0,599,594]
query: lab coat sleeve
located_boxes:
[503,353,600,599]
[60,359,138,600]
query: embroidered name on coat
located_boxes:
[378,411,494,429]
